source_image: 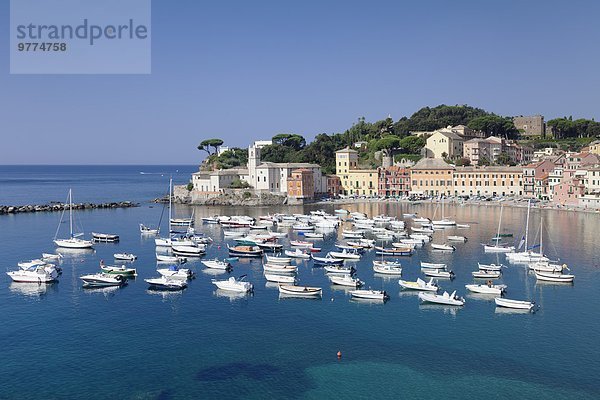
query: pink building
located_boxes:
[552,176,585,206]
[522,159,555,198]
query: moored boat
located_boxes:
[263,263,297,274]
[145,276,187,290]
[264,273,296,283]
[278,285,322,297]
[465,283,506,295]
[399,277,438,291]
[100,263,137,276]
[350,289,389,301]
[80,273,127,287]
[311,254,344,265]
[534,271,575,283]
[201,259,232,270]
[329,274,363,287]
[212,275,253,293]
[114,253,137,261]
[92,232,120,242]
[494,297,535,310]
[418,290,464,306]
[228,245,263,257]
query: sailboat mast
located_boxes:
[540,214,543,255]
[69,188,73,238]
[169,178,173,234]
[524,199,530,251]
[496,205,503,240]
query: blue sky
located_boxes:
[1,0,599,164]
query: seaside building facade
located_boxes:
[335,147,378,196]
[192,168,249,193]
[453,166,523,197]
[378,166,410,197]
[409,158,455,196]
[287,168,315,199]
[326,175,341,197]
[522,159,555,198]
[463,137,503,165]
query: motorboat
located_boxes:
[411,227,434,234]
[472,270,501,279]
[145,276,187,290]
[172,245,205,257]
[7,265,58,283]
[311,254,344,265]
[422,268,454,279]
[399,277,438,291]
[334,209,349,214]
[302,232,324,239]
[156,253,187,263]
[419,290,464,306]
[114,253,137,261]
[140,223,159,235]
[477,262,503,271]
[202,216,220,224]
[373,264,402,275]
[92,232,120,242]
[465,283,506,295]
[529,262,567,273]
[264,274,296,283]
[328,250,361,260]
[410,233,432,242]
[447,235,467,242]
[100,264,137,276]
[284,249,311,259]
[349,289,389,301]
[41,253,63,261]
[494,297,535,310]
[292,223,315,231]
[534,271,575,283]
[201,259,232,270]
[431,243,456,251]
[265,255,292,264]
[329,274,363,287]
[263,264,297,274]
[278,285,322,297]
[227,245,263,257]
[212,275,253,293]
[80,273,127,287]
[324,265,355,275]
[373,259,402,268]
[256,242,284,252]
[17,259,46,269]
[413,217,430,224]
[223,230,246,238]
[157,265,194,280]
[397,238,424,246]
[289,240,314,248]
[421,262,446,269]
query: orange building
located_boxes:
[378,166,410,197]
[287,168,315,199]
[326,175,341,197]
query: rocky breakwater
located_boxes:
[0,201,139,215]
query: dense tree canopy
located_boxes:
[547,117,600,139]
[198,138,224,155]
[468,115,519,139]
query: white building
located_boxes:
[192,168,249,192]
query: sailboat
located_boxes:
[506,200,548,263]
[432,198,456,226]
[155,179,175,247]
[483,205,515,253]
[54,189,94,249]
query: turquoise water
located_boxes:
[0,166,598,399]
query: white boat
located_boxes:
[212,276,253,293]
[494,297,535,310]
[373,259,402,268]
[410,233,432,242]
[373,264,403,275]
[292,223,314,231]
[350,289,389,301]
[431,243,455,251]
[456,224,471,228]
[413,217,430,224]
[505,200,548,263]
[311,254,344,265]
[535,271,575,283]
[329,274,363,287]
[432,199,456,226]
[41,253,63,261]
[422,268,454,279]
[284,249,311,259]
[145,276,187,290]
[334,209,349,214]
[265,255,292,264]
[529,262,566,273]
[7,265,58,283]
[172,245,205,257]
[328,250,361,260]
[114,253,137,261]
[472,270,501,279]
[223,230,246,237]
[342,231,364,239]
[465,283,506,295]
[92,232,120,242]
[447,235,467,242]
[80,273,126,287]
[484,244,515,253]
[478,263,503,271]
[324,265,355,274]
[278,285,322,297]
[403,213,417,218]
[264,273,296,283]
[140,223,159,235]
[17,259,46,269]
[421,262,446,269]
[289,240,314,248]
[399,277,438,291]
[157,266,193,280]
[201,259,232,270]
[202,216,220,224]
[263,264,297,274]
[419,290,464,306]
[302,232,324,239]
[53,189,94,249]
[397,238,424,246]
[156,253,186,263]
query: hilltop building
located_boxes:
[513,115,545,137]
[335,147,378,196]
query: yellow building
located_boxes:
[453,166,523,197]
[588,140,600,155]
[409,158,455,196]
[335,147,378,196]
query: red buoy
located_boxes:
[337,351,342,359]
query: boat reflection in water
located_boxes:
[9,282,58,298]
[82,285,122,298]
[214,288,251,302]
[494,306,534,315]
[419,303,461,316]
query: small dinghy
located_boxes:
[265,254,292,264]
[328,250,361,260]
[140,224,159,235]
[431,243,456,251]
[534,271,575,283]
[228,245,263,257]
[478,263,503,271]
[302,232,324,239]
[465,283,507,295]
[373,264,403,275]
[422,268,454,279]
[41,253,63,261]
[311,254,344,265]
[447,235,467,242]
[157,265,194,280]
[264,273,296,283]
[472,270,501,279]
[80,273,127,288]
[350,289,389,301]
[263,264,297,274]
[419,290,465,306]
[421,262,446,270]
[278,285,322,297]
[399,277,438,291]
[156,253,187,263]
[201,259,232,270]
[100,263,137,276]
[92,232,120,242]
[114,253,137,261]
[329,274,363,287]
[494,297,535,310]
[324,265,355,275]
[145,276,187,290]
[290,240,314,248]
[375,246,412,256]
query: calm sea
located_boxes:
[0,165,598,400]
